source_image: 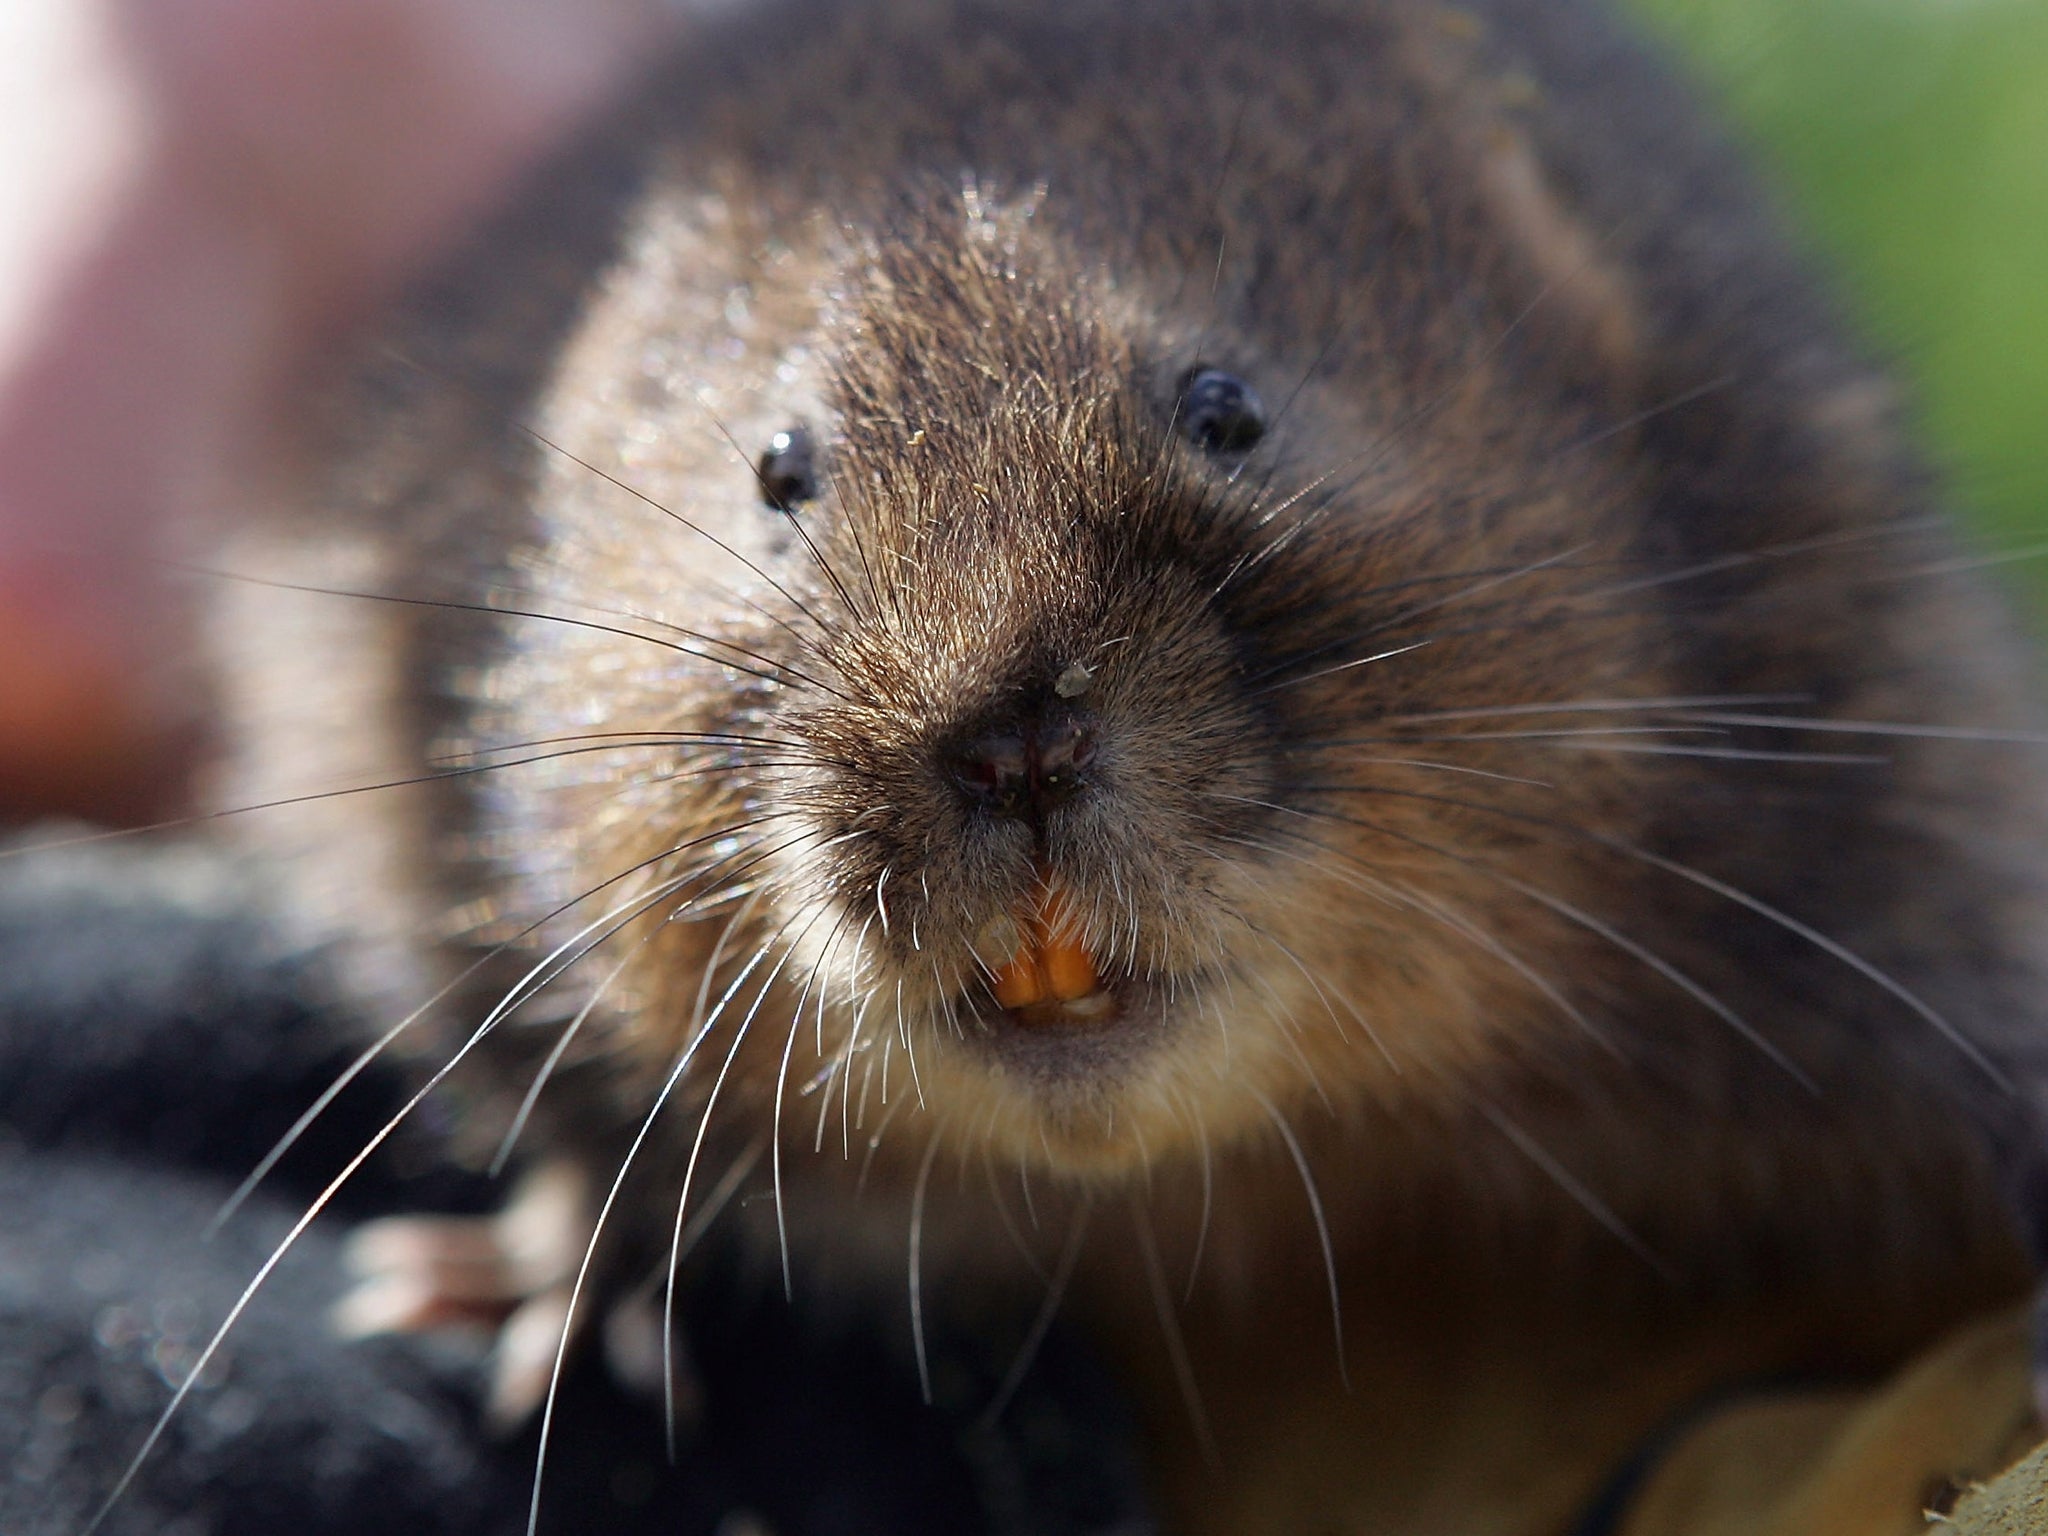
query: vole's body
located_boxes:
[223,0,2048,1529]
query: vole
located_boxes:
[199,0,2048,1530]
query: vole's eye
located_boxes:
[757,424,818,510]
[1178,368,1267,455]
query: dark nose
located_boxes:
[952,716,1098,820]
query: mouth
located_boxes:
[957,874,1171,1078]
[968,974,1167,1091]
[985,875,1111,1017]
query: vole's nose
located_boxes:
[951,715,1097,821]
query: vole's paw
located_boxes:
[485,1270,700,1434]
[597,1280,703,1429]
[337,1161,583,1329]
[334,1160,695,1428]
[336,1211,532,1335]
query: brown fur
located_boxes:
[230,0,2048,1529]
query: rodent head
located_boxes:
[475,177,1688,1189]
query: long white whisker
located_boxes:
[662,904,807,1445]
[770,903,845,1299]
[522,932,771,1536]
[1611,835,2011,1091]
[908,1133,944,1404]
[489,946,641,1177]
[1129,1193,1219,1466]
[1668,710,2048,747]
[979,1199,1093,1428]
[1359,693,1808,728]
[1251,1090,1347,1392]
[1538,742,1886,764]
[1185,1106,1216,1303]
[1469,1094,1673,1280]
[86,911,613,1536]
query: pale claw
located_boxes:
[331,1161,695,1427]
[485,1284,577,1430]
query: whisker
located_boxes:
[656,892,765,1448]
[1184,1103,1216,1302]
[654,1128,769,1462]
[908,1133,944,1405]
[559,587,843,698]
[1619,834,2011,1090]
[687,384,864,622]
[211,820,787,1231]
[206,999,455,1241]
[1548,372,1738,457]
[1245,544,1591,696]
[979,1199,1093,1429]
[177,559,826,696]
[377,343,835,640]
[1341,755,1555,788]
[1250,1090,1347,1392]
[86,861,672,1536]
[1357,693,1810,728]
[1666,711,2048,747]
[660,904,811,1437]
[1575,515,1946,601]
[524,910,800,1536]
[1318,776,2011,1089]
[673,1132,767,1270]
[838,925,878,1158]
[429,728,810,762]
[0,749,725,864]
[772,903,856,1299]
[1883,534,2048,580]
[1469,1094,1673,1281]
[1539,742,1886,765]
[510,433,831,642]
[1243,797,1816,1090]
[489,947,638,1177]
[1295,726,1726,747]
[1250,825,1616,1061]
[1245,639,1433,697]
[823,469,894,628]
[1129,1193,1219,1466]
[483,822,797,1180]
[1234,913,1393,1074]
[979,1149,1049,1282]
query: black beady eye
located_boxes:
[1178,368,1266,455]
[757,424,818,510]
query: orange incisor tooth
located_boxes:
[992,948,1047,1009]
[1036,883,1099,1001]
[990,878,1100,1010]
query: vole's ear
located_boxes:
[1470,120,1646,394]
[1406,17,1647,399]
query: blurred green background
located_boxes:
[1622,0,2048,604]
